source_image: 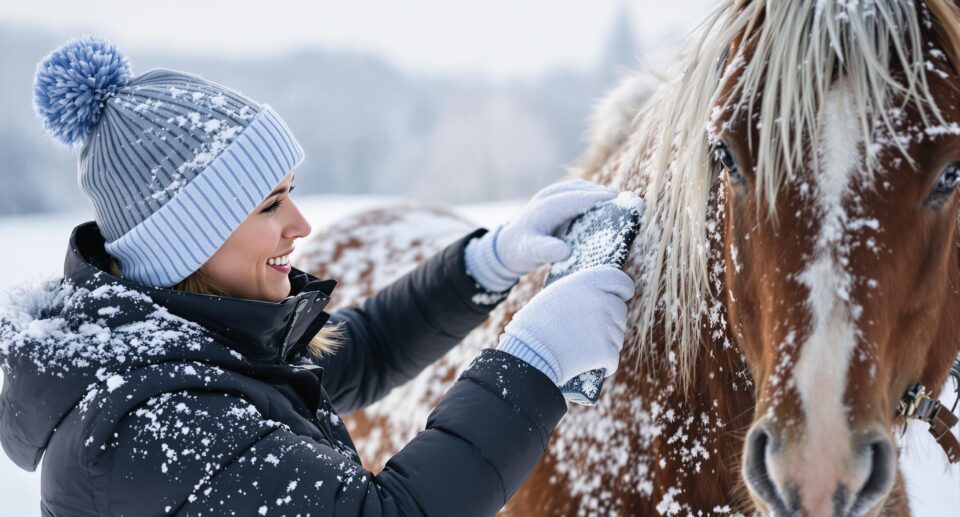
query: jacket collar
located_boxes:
[64,221,337,364]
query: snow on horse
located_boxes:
[299,2,960,515]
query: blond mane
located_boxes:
[588,0,960,389]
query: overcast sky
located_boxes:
[1,0,716,79]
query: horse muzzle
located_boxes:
[742,419,896,517]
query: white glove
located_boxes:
[464,179,616,292]
[495,265,636,386]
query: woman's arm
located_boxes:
[304,227,514,415]
[100,349,566,517]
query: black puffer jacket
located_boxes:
[0,221,567,516]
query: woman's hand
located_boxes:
[464,179,616,292]
[496,265,636,385]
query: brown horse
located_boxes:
[299,1,960,515]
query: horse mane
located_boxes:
[590,0,960,390]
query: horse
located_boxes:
[299,1,960,515]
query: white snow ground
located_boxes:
[0,194,957,515]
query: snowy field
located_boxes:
[0,194,957,515]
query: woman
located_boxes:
[0,37,635,516]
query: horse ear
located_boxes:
[928,1,960,75]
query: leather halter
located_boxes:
[896,358,960,464]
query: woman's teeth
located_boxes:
[267,255,290,266]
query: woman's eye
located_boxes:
[929,163,960,205]
[263,200,283,213]
[262,185,295,213]
[714,143,744,184]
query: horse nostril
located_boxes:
[743,424,794,515]
[847,433,895,516]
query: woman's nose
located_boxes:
[286,201,312,239]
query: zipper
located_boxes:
[279,298,309,361]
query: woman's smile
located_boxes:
[267,249,294,274]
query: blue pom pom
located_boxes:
[33,36,132,146]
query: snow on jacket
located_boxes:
[0,220,568,516]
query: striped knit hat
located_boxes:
[33,36,304,288]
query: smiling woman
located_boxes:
[108,172,302,301]
[188,172,309,303]
[4,34,636,517]
[105,170,347,358]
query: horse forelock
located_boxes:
[599,0,960,390]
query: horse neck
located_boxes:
[616,177,757,512]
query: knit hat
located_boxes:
[33,36,305,288]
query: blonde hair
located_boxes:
[107,256,345,358]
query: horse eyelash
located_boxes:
[714,144,745,185]
[924,165,959,208]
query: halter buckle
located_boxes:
[897,384,936,421]
[897,382,960,464]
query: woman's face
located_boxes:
[199,171,311,302]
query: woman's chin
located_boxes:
[263,263,293,301]
[268,280,292,302]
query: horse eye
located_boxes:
[930,162,960,204]
[714,143,744,184]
